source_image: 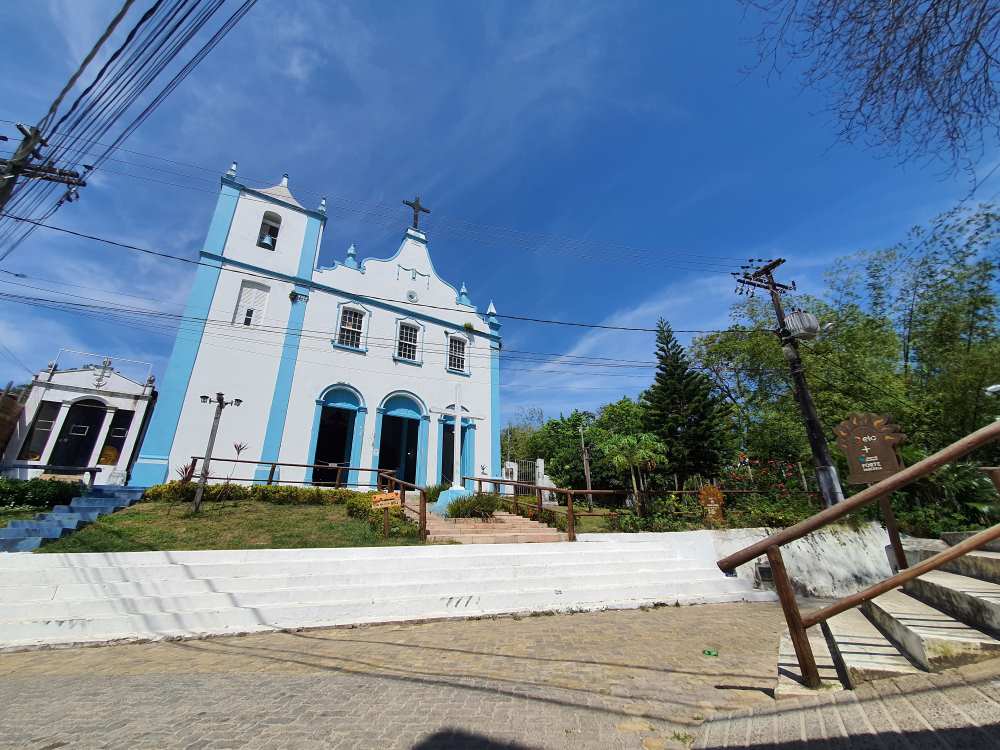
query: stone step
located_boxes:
[903,540,1000,585]
[50,505,100,521]
[775,630,842,698]
[0,581,776,651]
[904,569,1000,638]
[427,532,568,544]
[0,548,687,587]
[34,513,84,530]
[0,559,722,603]
[0,538,40,553]
[941,531,1000,553]
[0,524,66,540]
[821,606,921,687]
[0,569,739,622]
[862,588,1000,671]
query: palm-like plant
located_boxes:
[598,432,666,515]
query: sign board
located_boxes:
[833,413,906,485]
[698,484,725,524]
[371,491,402,509]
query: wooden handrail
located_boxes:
[1,463,102,489]
[718,419,1000,573]
[715,419,1000,689]
[376,471,427,541]
[191,456,392,472]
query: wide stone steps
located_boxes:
[0,486,145,553]
[781,533,1000,694]
[423,510,569,543]
[0,537,775,650]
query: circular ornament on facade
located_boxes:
[407,290,419,302]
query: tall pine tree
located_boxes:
[642,319,733,486]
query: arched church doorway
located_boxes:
[377,393,423,485]
[48,399,105,467]
[439,407,473,487]
[312,387,363,486]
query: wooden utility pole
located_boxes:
[0,124,86,214]
[736,259,844,507]
[579,422,593,509]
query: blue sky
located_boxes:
[0,0,995,423]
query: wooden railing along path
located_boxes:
[716,420,1000,688]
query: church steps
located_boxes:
[0,536,773,649]
[0,549,695,587]
[903,541,1000,585]
[0,559,723,604]
[0,569,739,622]
[0,582,774,651]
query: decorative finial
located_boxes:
[226,161,237,177]
[318,196,327,214]
[457,282,472,306]
[344,243,359,270]
[280,173,289,187]
[487,300,501,331]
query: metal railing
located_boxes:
[716,420,1000,688]
[1,463,102,488]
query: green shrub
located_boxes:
[144,481,369,507]
[0,477,82,509]
[344,492,419,537]
[424,482,449,504]
[724,493,816,529]
[447,493,499,519]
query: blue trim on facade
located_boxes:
[462,423,475,491]
[304,398,324,485]
[447,368,472,378]
[331,342,368,355]
[490,342,501,477]
[200,252,501,343]
[254,286,309,482]
[370,407,385,487]
[415,415,429,486]
[226,176,327,221]
[132,183,239,486]
[297,214,322,279]
[348,407,367,486]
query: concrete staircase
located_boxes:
[425,511,568,543]
[0,486,145,552]
[779,533,1000,694]
[0,535,775,650]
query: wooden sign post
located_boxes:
[698,484,725,524]
[833,413,906,485]
[371,491,402,538]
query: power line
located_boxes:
[0,341,32,377]
[0,213,771,336]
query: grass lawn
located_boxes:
[38,501,424,553]
[572,506,619,534]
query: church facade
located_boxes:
[131,164,501,491]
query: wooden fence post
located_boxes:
[266,463,276,486]
[566,490,576,542]
[767,545,820,688]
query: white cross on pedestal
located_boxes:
[432,384,484,490]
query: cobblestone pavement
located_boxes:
[0,602,786,750]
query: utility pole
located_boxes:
[0,124,86,214]
[578,422,593,510]
[736,259,844,508]
[191,392,242,513]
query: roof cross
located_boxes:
[403,195,430,229]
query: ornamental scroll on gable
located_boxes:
[833,413,907,485]
[397,265,430,289]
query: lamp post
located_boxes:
[191,392,242,513]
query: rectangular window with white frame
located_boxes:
[337,308,365,349]
[397,323,419,362]
[233,280,269,327]
[448,335,467,372]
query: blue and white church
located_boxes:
[131,163,501,497]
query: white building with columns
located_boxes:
[131,164,501,497]
[2,356,156,485]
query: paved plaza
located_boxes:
[0,601,787,749]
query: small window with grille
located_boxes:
[337,308,364,349]
[448,336,466,372]
[397,323,419,361]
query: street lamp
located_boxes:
[191,392,243,512]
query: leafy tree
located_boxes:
[742,0,1000,176]
[593,431,665,514]
[642,320,734,486]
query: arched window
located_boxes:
[257,211,281,250]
